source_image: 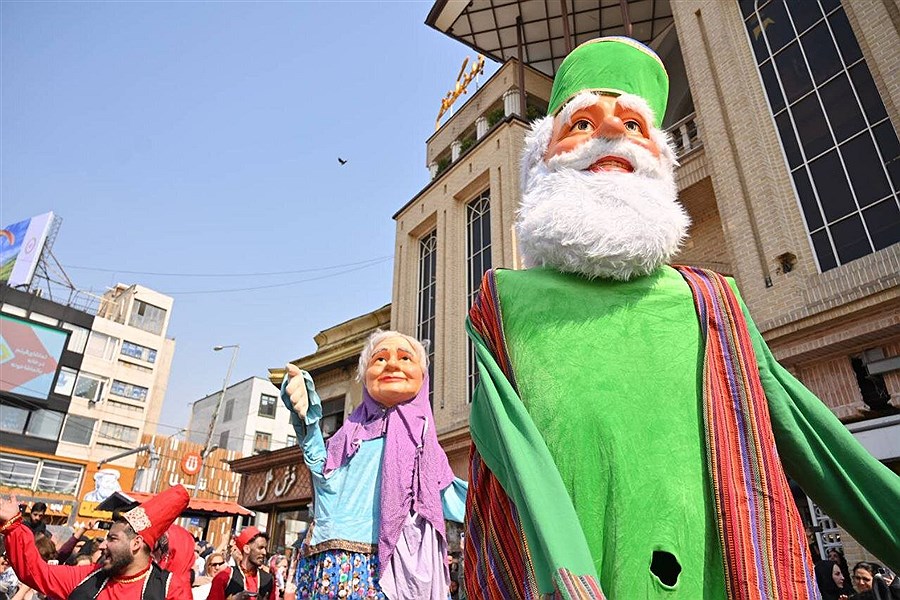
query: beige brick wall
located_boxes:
[393,117,531,434]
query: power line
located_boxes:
[62,255,393,278]
[161,259,392,295]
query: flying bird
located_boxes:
[338,157,348,165]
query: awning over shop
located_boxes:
[425,0,675,77]
[96,491,253,518]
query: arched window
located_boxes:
[417,231,438,406]
[466,189,492,403]
[740,0,900,270]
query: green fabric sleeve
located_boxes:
[731,284,900,571]
[466,319,600,594]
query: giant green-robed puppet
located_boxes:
[463,37,899,600]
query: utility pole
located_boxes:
[193,344,239,498]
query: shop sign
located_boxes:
[256,465,298,502]
[181,452,202,476]
[78,501,113,520]
[238,463,311,507]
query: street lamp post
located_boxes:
[193,344,240,498]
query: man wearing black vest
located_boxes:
[207,527,274,600]
[0,486,191,600]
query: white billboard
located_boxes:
[0,211,55,288]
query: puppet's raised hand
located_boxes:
[285,364,310,418]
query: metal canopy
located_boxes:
[426,0,675,77]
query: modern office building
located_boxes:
[0,282,176,524]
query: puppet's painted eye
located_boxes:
[624,119,643,134]
[572,119,594,132]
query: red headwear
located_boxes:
[121,484,189,549]
[234,526,266,551]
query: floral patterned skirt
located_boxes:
[295,549,386,600]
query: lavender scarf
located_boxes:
[323,375,455,576]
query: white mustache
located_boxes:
[544,136,665,180]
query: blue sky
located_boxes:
[1,1,498,439]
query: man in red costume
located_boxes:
[207,527,275,600]
[0,485,191,600]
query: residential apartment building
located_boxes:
[388,0,899,562]
[0,282,176,524]
[187,376,293,457]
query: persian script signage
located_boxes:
[237,462,312,508]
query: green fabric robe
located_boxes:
[467,266,900,598]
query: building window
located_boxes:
[321,397,345,440]
[254,431,271,453]
[86,332,118,360]
[219,430,230,450]
[466,190,492,403]
[128,300,167,335]
[286,435,297,447]
[73,372,107,403]
[0,454,39,488]
[98,421,139,445]
[110,380,149,402]
[61,414,97,445]
[742,0,900,271]
[121,341,158,363]
[0,405,29,434]
[223,398,234,422]
[37,461,82,494]
[54,367,78,397]
[61,323,89,353]
[0,455,82,495]
[258,394,277,418]
[417,231,438,406]
[25,410,64,440]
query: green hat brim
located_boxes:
[548,37,669,128]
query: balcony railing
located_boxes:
[667,112,702,159]
[429,100,702,180]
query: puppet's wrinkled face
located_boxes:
[544,93,660,167]
[365,336,425,407]
[515,91,689,281]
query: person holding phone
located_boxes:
[207,527,275,600]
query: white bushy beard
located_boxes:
[516,116,690,281]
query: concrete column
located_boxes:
[476,116,488,139]
[451,140,462,162]
[429,162,438,179]
[503,89,521,117]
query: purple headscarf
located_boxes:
[323,374,454,576]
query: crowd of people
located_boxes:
[0,501,293,600]
[1,491,895,600]
[814,548,900,600]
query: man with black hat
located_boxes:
[207,527,274,600]
[0,486,191,599]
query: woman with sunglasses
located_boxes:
[192,552,226,600]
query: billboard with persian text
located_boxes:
[0,313,69,400]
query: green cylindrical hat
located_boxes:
[547,36,669,128]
